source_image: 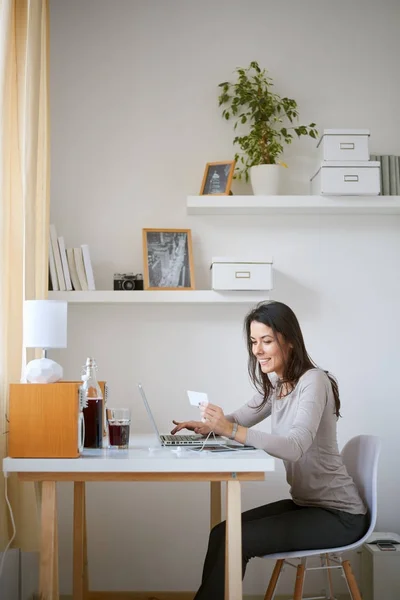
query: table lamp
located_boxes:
[23,300,68,383]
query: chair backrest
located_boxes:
[341,434,381,539]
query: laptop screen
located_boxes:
[137,383,162,446]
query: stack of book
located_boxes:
[49,224,96,291]
[370,155,400,195]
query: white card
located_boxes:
[187,390,209,407]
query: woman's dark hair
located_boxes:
[244,301,341,418]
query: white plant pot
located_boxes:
[250,164,282,195]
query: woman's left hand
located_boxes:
[201,403,232,437]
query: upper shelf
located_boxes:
[186,195,400,215]
[48,291,270,304]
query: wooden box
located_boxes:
[9,381,107,458]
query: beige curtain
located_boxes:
[0,0,50,550]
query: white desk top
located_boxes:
[3,435,275,474]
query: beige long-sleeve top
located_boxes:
[227,368,366,515]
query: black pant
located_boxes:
[194,499,368,600]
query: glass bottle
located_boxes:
[81,357,103,449]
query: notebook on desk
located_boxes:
[137,383,246,448]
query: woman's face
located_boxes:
[250,320,292,378]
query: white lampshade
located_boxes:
[23,300,67,349]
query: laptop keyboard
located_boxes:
[162,434,201,442]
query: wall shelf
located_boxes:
[186,195,400,215]
[48,291,270,304]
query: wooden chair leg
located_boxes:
[342,560,362,600]
[321,553,335,599]
[264,559,284,600]
[293,561,306,600]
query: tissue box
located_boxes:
[211,258,273,291]
[310,161,380,196]
[317,129,370,162]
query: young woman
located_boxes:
[171,301,368,599]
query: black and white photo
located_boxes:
[200,161,235,195]
[142,229,195,290]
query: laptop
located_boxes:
[138,383,243,447]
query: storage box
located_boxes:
[310,161,380,196]
[211,258,273,291]
[8,380,107,458]
[361,533,400,600]
[317,129,370,162]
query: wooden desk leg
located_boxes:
[35,481,42,524]
[224,480,242,600]
[39,481,59,599]
[54,500,59,598]
[73,482,88,600]
[210,481,222,530]
[83,484,89,596]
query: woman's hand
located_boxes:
[201,403,233,437]
[170,420,211,436]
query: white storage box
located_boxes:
[310,161,380,196]
[211,258,273,291]
[317,129,370,162]
[361,533,400,600]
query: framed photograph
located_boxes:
[200,161,235,195]
[142,229,195,290]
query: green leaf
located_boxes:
[225,112,230,120]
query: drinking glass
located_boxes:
[106,408,131,449]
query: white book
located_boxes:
[49,224,66,291]
[73,247,88,291]
[80,244,96,290]
[48,238,59,291]
[66,248,82,291]
[57,236,72,291]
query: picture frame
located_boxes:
[200,161,235,195]
[142,228,195,290]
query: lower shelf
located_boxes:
[47,291,271,304]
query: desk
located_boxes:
[3,435,275,600]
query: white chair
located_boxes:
[263,435,381,600]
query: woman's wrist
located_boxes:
[229,422,238,440]
[226,422,247,444]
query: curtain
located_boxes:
[0,0,50,550]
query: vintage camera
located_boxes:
[113,273,144,291]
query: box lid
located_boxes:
[210,257,273,268]
[320,160,379,167]
[321,128,370,137]
[317,128,370,148]
[310,161,380,182]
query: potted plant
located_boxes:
[218,61,318,195]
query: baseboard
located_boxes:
[61,596,266,600]
[59,594,350,600]
[60,595,266,600]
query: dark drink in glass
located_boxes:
[106,407,130,449]
[109,423,130,448]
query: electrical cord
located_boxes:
[191,430,255,453]
[0,474,17,582]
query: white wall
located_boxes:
[49,0,400,595]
